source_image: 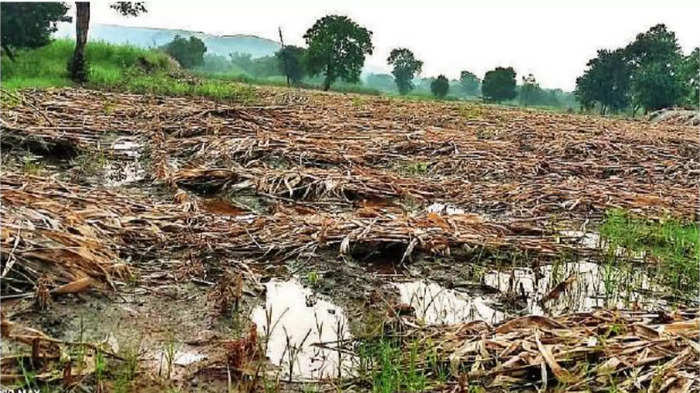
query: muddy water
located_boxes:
[395,281,505,325]
[251,279,352,380]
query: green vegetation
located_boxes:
[387,48,423,95]
[430,75,449,98]
[0,2,70,60]
[304,15,374,90]
[458,70,481,96]
[576,24,698,114]
[163,34,207,68]
[600,209,699,296]
[276,45,307,85]
[2,39,256,102]
[482,66,517,103]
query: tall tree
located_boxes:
[430,75,449,98]
[458,70,480,96]
[387,48,423,95]
[519,73,541,106]
[276,46,306,86]
[574,49,631,114]
[303,15,373,91]
[69,2,147,82]
[680,48,699,107]
[481,66,517,103]
[1,2,71,61]
[625,24,685,113]
[163,35,207,69]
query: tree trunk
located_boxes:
[69,2,90,82]
[323,73,332,91]
[2,43,15,62]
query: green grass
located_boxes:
[2,39,256,103]
[599,209,699,295]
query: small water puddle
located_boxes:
[251,279,352,380]
[483,260,665,315]
[105,138,145,186]
[394,281,505,325]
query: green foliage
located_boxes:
[482,66,517,103]
[630,61,685,112]
[387,48,423,95]
[163,35,207,69]
[2,39,255,102]
[304,15,374,90]
[680,48,699,106]
[430,75,449,98]
[600,209,699,296]
[459,70,480,96]
[276,45,307,85]
[229,52,280,78]
[575,49,631,114]
[575,24,693,113]
[0,2,70,60]
[519,73,540,106]
[365,73,397,93]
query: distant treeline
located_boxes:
[3,3,697,113]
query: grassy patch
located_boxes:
[2,39,257,103]
[599,209,699,295]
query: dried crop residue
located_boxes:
[1,86,698,391]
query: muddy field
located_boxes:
[1,87,698,392]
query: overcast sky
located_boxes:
[70,0,699,90]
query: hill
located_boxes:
[54,23,281,58]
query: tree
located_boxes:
[430,75,449,98]
[163,35,207,69]
[625,24,685,113]
[574,49,631,114]
[482,66,517,103]
[519,73,542,106]
[625,24,682,68]
[1,2,71,61]
[680,48,699,107]
[459,71,480,96]
[276,46,306,86]
[387,48,423,95]
[303,15,373,91]
[365,73,396,92]
[631,61,685,112]
[69,2,147,82]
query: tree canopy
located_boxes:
[303,15,373,91]
[387,48,423,95]
[1,2,71,60]
[163,35,207,69]
[276,45,306,86]
[430,75,449,98]
[482,67,517,103]
[575,24,693,114]
[459,71,480,96]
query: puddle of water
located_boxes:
[174,350,207,366]
[483,260,665,316]
[559,230,600,248]
[105,138,145,186]
[394,281,505,325]
[251,279,351,380]
[426,202,465,215]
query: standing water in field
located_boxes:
[394,281,505,325]
[251,279,352,380]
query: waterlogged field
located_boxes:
[0,86,698,392]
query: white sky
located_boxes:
[73,0,699,90]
